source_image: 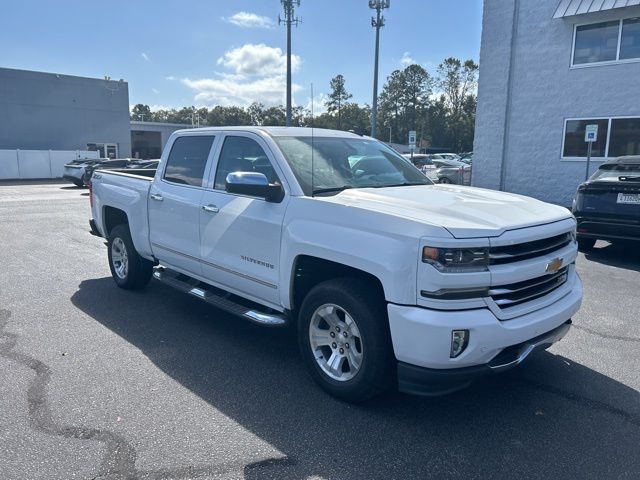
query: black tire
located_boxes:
[577,237,596,252]
[74,180,85,188]
[297,278,395,403]
[439,177,452,184]
[107,224,153,290]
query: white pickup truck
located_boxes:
[89,127,582,402]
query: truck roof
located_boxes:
[172,126,366,139]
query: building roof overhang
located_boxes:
[554,0,640,19]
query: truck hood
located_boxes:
[320,185,572,238]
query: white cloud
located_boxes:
[141,52,150,62]
[183,75,301,107]
[149,104,172,112]
[182,43,302,107]
[217,43,300,76]
[400,52,415,67]
[305,93,328,115]
[223,11,274,29]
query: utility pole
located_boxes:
[369,0,390,139]
[279,0,300,127]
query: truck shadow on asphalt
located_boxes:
[583,241,640,272]
[71,278,640,480]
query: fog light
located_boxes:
[450,330,469,358]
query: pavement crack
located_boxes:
[0,309,137,478]
[573,324,640,343]
[521,378,640,428]
[0,308,293,480]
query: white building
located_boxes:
[473,0,640,206]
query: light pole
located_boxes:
[369,0,390,139]
[280,0,300,127]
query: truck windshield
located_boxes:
[274,136,431,196]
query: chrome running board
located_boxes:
[153,267,287,327]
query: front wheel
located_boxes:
[107,224,153,289]
[298,278,395,402]
[439,177,452,184]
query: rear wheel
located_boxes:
[298,278,394,402]
[577,237,596,252]
[107,224,153,289]
[439,177,452,184]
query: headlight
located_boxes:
[422,246,489,273]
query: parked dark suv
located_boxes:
[572,156,640,251]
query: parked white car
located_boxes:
[89,127,582,402]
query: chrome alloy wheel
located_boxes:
[111,237,129,279]
[309,304,363,381]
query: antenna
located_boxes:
[310,82,315,197]
[279,0,301,127]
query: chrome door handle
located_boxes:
[202,204,219,213]
[150,193,163,201]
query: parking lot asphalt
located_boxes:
[0,181,638,480]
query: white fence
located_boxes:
[0,149,100,180]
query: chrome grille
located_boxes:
[489,232,572,265]
[489,267,569,309]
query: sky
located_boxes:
[1,0,483,113]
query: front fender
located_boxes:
[280,218,420,309]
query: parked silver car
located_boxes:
[402,154,471,185]
[63,158,106,187]
[432,158,471,185]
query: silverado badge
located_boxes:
[545,257,563,274]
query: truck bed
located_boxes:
[91,168,156,259]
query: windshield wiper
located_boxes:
[312,186,354,196]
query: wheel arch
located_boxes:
[102,206,129,237]
[289,255,386,313]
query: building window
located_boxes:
[609,118,640,157]
[620,18,640,60]
[573,18,640,66]
[563,119,609,157]
[563,117,640,159]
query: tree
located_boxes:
[248,102,265,126]
[337,103,371,136]
[206,106,251,126]
[436,58,479,151]
[326,74,353,130]
[130,104,152,121]
[377,70,404,142]
[261,106,286,126]
[377,65,432,144]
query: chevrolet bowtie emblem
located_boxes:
[545,258,563,274]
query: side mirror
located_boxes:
[225,172,284,203]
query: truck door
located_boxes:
[199,133,288,308]
[148,134,217,275]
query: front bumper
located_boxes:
[388,274,582,395]
[398,320,571,395]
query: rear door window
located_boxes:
[163,136,215,187]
